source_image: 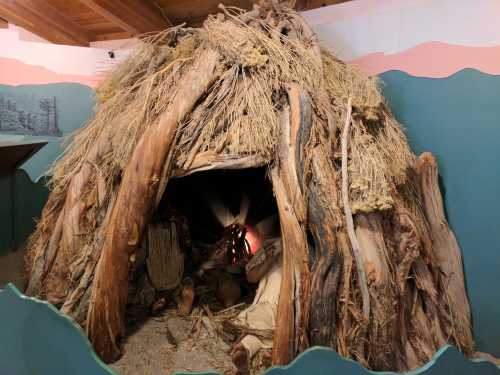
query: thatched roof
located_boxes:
[25,2,473,371]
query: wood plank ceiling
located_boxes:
[0,0,350,46]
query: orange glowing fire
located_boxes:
[245,226,261,254]
[207,192,265,256]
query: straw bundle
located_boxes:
[146,221,184,291]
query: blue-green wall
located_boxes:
[1,73,499,358]
[1,282,499,375]
[0,83,94,255]
[0,83,95,180]
[0,174,13,252]
[381,68,500,357]
[0,171,48,256]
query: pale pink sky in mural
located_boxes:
[304,0,500,60]
[350,42,500,78]
[3,41,500,88]
[0,26,130,77]
[2,0,500,87]
[0,57,101,88]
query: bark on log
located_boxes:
[334,228,356,358]
[86,49,221,362]
[173,151,267,178]
[354,212,398,368]
[385,194,447,371]
[417,152,474,354]
[340,100,371,349]
[269,165,298,366]
[26,118,116,303]
[61,190,118,324]
[307,145,343,349]
[271,84,311,365]
[45,164,93,303]
[25,195,61,296]
[387,201,428,370]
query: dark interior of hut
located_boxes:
[125,167,280,330]
[165,167,278,247]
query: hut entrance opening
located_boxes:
[124,167,281,360]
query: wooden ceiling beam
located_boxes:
[17,0,95,44]
[124,0,172,29]
[80,0,172,35]
[0,2,73,45]
[0,17,7,28]
[0,0,92,46]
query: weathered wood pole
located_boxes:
[86,49,221,362]
[417,152,474,354]
[271,84,312,364]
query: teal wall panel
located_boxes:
[0,284,116,375]
[0,83,95,181]
[0,83,94,254]
[380,68,500,357]
[12,170,49,248]
[0,171,48,255]
[1,283,499,375]
[0,175,13,253]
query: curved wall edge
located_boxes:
[1,283,499,375]
[349,42,500,78]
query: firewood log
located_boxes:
[61,189,117,326]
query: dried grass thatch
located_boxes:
[25,1,473,372]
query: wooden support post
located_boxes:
[307,144,343,348]
[271,84,311,365]
[86,49,220,362]
[340,98,371,346]
[417,152,474,354]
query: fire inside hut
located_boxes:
[23,1,474,374]
[143,167,280,315]
[119,167,282,373]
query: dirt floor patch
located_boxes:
[111,308,236,375]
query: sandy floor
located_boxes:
[111,309,236,375]
[0,249,26,290]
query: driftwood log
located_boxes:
[417,152,474,353]
[307,144,344,350]
[87,49,220,361]
[24,2,474,371]
[270,84,312,364]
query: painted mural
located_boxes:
[0,83,93,257]
[0,91,61,136]
[0,83,95,180]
